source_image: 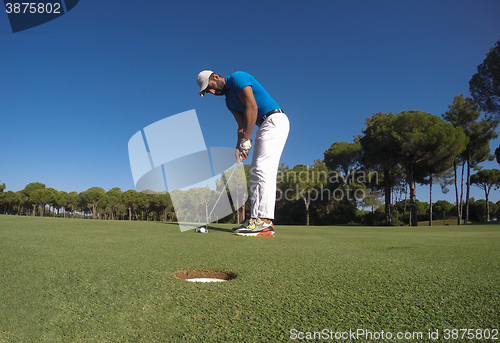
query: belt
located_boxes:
[256,109,283,127]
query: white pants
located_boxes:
[250,112,290,220]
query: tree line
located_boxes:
[0,184,175,221]
[277,106,499,227]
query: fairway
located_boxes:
[0,215,499,342]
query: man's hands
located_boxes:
[235,138,252,162]
[235,148,248,163]
[239,138,252,151]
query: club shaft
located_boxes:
[207,164,238,222]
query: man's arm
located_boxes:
[232,86,258,162]
[232,110,249,163]
[232,110,245,133]
[238,86,258,140]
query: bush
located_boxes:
[359,208,403,226]
[469,199,496,222]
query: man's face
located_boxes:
[205,77,226,96]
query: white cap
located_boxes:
[197,70,213,97]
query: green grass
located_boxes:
[416,219,474,226]
[0,215,499,342]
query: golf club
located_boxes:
[202,163,240,229]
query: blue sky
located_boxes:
[1,0,499,205]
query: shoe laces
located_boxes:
[248,218,266,229]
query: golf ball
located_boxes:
[198,227,207,233]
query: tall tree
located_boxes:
[67,191,79,218]
[324,141,362,181]
[391,111,468,226]
[0,191,13,214]
[360,112,399,223]
[122,189,139,220]
[134,191,152,221]
[323,141,363,216]
[80,187,106,219]
[152,193,173,222]
[466,117,499,221]
[105,188,123,220]
[443,94,498,224]
[55,191,69,218]
[470,169,500,221]
[22,182,46,216]
[469,39,500,119]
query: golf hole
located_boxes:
[175,269,237,283]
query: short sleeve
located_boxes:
[230,72,253,94]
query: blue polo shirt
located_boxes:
[225,72,280,123]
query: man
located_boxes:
[197,70,290,237]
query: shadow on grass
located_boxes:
[161,222,233,233]
[205,224,232,233]
[467,221,500,226]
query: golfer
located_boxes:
[197,71,289,237]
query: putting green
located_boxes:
[0,215,498,342]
